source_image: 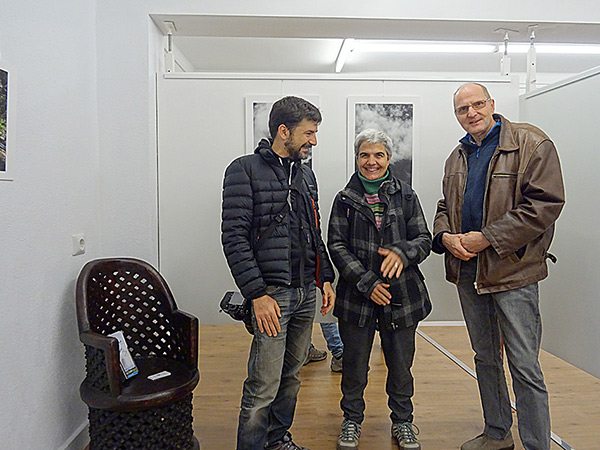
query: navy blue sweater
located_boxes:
[432,122,501,252]
[460,122,501,233]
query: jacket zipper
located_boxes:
[474,149,501,292]
[342,186,389,280]
[456,149,467,284]
[341,194,379,230]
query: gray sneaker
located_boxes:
[337,419,361,449]
[461,433,514,450]
[391,422,421,450]
[331,355,343,372]
[303,344,327,365]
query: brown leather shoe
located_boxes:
[461,433,514,450]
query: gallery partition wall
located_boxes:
[520,66,600,378]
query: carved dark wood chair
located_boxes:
[76,258,199,450]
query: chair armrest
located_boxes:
[171,310,199,368]
[79,330,123,397]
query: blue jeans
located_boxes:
[339,318,416,425]
[236,282,316,450]
[458,261,550,450]
[320,322,344,358]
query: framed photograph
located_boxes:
[0,61,14,180]
[245,95,282,155]
[347,96,420,189]
[245,95,320,167]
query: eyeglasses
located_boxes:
[454,98,491,116]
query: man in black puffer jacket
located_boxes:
[222,96,335,450]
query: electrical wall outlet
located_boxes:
[72,233,86,256]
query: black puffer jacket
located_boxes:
[221,139,334,301]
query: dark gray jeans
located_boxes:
[458,261,551,450]
[339,318,417,425]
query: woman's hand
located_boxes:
[370,282,391,305]
[378,247,403,278]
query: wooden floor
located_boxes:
[193,324,600,449]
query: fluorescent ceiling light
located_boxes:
[335,38,355,73]
[504,43,600,54]
[353,41,496,54]
[334,39,600,72]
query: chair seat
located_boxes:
[81,357,199,412]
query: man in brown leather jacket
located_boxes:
[433,83,565,450]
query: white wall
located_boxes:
[95,4,160,261]
[520,67,600,378]
[0,1,161,448]
[0,1,99,448]
[157,75,519,325]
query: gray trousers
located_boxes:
[458,260,551,450]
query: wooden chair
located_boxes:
[76,258,199,449]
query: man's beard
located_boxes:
[285,141,312,161]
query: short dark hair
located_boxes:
[268,96,322,139]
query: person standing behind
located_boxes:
[304,322,344,372]
[328,129,432,450]
[433,83,565,450]
[222,96,336,450]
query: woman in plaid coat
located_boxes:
[327,129,432,450]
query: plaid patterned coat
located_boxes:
[327,173,432,330]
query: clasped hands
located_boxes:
[442,231,490,261]
[370,247,403,306]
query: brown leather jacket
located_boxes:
[433,114,565,294]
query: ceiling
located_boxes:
[151,15,600,75]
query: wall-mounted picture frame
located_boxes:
[347,96,420,189]
[244,95,320,168]
[0,60,14,181]
[244,95,281,155]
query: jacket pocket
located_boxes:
[488,172,519,215]
[266,285,284,296]
[508,247,524,263]
[508,244,532,264]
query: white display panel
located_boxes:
[520,66,600,378]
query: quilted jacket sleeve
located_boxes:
[221,158,267,300]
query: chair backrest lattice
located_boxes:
[81,259,187,361]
